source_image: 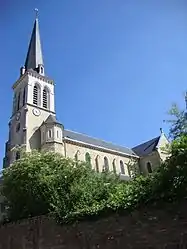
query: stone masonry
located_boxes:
[0,201,187,248]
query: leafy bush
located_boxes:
[151,135,187,201]
[164,103,187,140]
[2,134,187,224]
[1,151,119,222]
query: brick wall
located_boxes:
[0,201,187,248]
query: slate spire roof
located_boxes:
[24,15,44,73]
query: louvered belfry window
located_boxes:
[43,89,47,108]
[33,85,38,105]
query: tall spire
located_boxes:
[24,9,44,75]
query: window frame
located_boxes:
[147,162,152,173]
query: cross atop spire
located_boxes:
[24,9,44,75]
[35,8,39,19]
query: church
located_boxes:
[3,14,169,180]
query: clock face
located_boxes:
[32,108,41,116]
[16,111,21,121]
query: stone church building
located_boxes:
[3,15,169,180]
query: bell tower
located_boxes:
[3,10,56,167]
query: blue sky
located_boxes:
[0,0,187,166]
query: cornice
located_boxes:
[27,70,54,85]
[12,70,54,90]
[41,140,63,146]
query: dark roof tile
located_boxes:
[132,136,160,156]
[64,129,137,157]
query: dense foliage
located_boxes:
[1,151,120,222]
[152,135,187,201]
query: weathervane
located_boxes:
[34,8,39,19]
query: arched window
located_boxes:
[75,151,80,162]
[17,92,21,111]
[95,156,99,172]
[74,153,78,161]
[43,87,50,109]
[103,156,109,172]
[48,129,52,138]
[147,162,152,173]
[33,84,40,106]
[112,159,116,174]
[85,152,91,165]
[15,151,20,160]
[22,87,26,106]
[120,160,125,174]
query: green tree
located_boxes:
[152,135,187,201]
[1,151,118,222]
[164,103,187,140]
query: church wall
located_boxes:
[7,104,28,164]
[41,142,64,155]
[9,106,26,147]
[25,105,51,151]
[24,74,56,152]
[64,141,138,176]
[53,143,64,154]
[12,77,28,116]
[156,134,170,162]
[139,151,161,175]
